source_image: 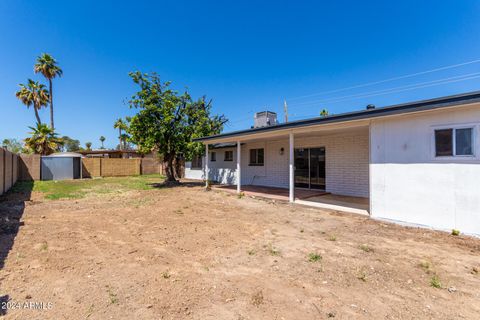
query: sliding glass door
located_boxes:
[294,147,325,190]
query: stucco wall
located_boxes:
[186,129,370,198]
[370,104,480,235]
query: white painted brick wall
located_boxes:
[186,129,369,198]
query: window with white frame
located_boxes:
[224,150,233,161]
[191,155,203,169]
[434,127,474,157]
[249,148,264,166]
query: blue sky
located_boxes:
[1,0,480,149]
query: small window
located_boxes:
[435,127,474,157]
[456,128,473,156]
[211,152,216,161]
[435,129,453,157]
[249,148,264,166]
[191,155,202,169]
[224,150,233,161]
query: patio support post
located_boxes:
[205,144,209,187]
[289,132,294,203]
[237,140,241,193]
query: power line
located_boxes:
[288,58,480,101]
[288,72,480,108]
[287,73,480,118]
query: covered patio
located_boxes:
[213,184,369,215]
[198,117,371,216]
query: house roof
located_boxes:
[195,90,480,142]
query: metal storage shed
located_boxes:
[41,152,83,181]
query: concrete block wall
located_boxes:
[82,158,145,178]
[1,148,20,195]
[19,154,41,181]
[82,158,101,178]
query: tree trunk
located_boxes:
[165,154,177,182]
[49,79,54,131]
[34,104,42,125]
[119,128,122,150]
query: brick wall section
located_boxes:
[1,147,20,195]
[195,129,370,198]
[18,154,41,181]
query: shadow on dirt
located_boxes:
[149,180,204,189]
[0,180,32,316]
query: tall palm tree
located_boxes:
[99,136,106,149]
[113,118,127,150]
[15,79,50,125]
[85,142,92,150]
[34,53,63,130]
[24,123,63,155]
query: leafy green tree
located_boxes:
[24,123,63,155]
[85,142,92,150]
[2,138,23,153]
[127,72,227,182]
[61,136,80,152]
[34,53,63,130]
[15,79,50,125]
[320,109,329,117]
[99,136,106,149]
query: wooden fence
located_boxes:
[0,148,19,195]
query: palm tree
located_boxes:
[24,123,63,155]
[99,136,106,149]
[113,118,127,150]
[85,142,92,150]
[34,53,63,130]
[120,133,130,150]
[16,79,50,125]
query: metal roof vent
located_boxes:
[366,104,376,110]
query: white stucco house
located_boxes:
[186,92,480,236]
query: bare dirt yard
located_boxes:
[1,176,479,319]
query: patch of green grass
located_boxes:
[328,235,337,241]
[107,287,118,304]
[359,244,374,253]
[266,244,281,256]
[451,229,460,236]
[419,261,433,274]
[247,249,256,256]
[308,253,322,262]
[40,242,48,251]
[237,191,245,199]
[12,174,165,200]
[430,275,442,288]
[357,271,368,282]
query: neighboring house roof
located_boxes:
[78,150,139,155]
[195,90,480,142]
[45,152,83,158]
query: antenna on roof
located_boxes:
[284,99,288,123]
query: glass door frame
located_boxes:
[294,147,326,190]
